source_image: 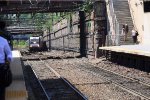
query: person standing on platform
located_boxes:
[0,21,12,100]
[124,24,129,41]
[131,28,138,44]
[0,21,13,50]
[121,24,125,35]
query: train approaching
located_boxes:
[29,36,47,51]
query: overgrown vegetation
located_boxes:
[80,0,93,13]
[13,40,28,48]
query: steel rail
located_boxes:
[24,51,150,87]
[76,62,150,100]
[26,60,51,100]
[88,62,150,87]
[41,59,88,100]
[49,51,150,100]
[23,50,150,99]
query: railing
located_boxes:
[106,0,121,46]
[128,0,137,30]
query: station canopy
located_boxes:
[0,0,84,14]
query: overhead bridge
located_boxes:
[0,0,84,14]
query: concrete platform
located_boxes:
[99,44,150,57]
[99,44,150,72]
[6,50,28,100]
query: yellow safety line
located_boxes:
[6,90,27,98]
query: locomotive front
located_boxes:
[29,36,41,51]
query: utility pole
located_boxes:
[79,11,87,57]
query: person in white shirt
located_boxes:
[0,21,12,100]
[0,36,12,63]
[131,28,138,44]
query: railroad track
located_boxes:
[24,59,87,100]
[22,50,150,99]
[75,63,150,100]
[89,62,150,87]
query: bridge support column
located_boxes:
[94,0,107,58]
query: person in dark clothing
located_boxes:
[121,24,125,35]
[0,21,13,49]
[0,87,5,100]
[124,24,129,41]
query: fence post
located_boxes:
[48,28,51,51]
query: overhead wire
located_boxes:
[38,0,50,12]
[20,0,22,5]
[28,0,34,5]
[28,0,39,5]
[48,0,50,4]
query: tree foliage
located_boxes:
[80,0,93,13]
